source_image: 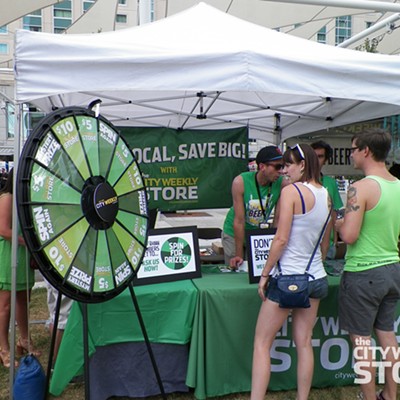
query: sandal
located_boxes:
[16,338,41,357]
[357,390,386,400]
[0,350,19,368]
[376,390,386,400]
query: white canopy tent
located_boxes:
[8,3,400,393]
[14,2,400,144]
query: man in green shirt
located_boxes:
[311,140,344,259]
[222,146,285,268]
[335,129,400,400]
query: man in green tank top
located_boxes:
[311,140,344,259]
[335,129,400,400]
[222,146,285,268]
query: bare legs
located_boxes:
[0,289,32,358]
[251,298,320,400]
[352,329,399,400]
[251,298,289,400]
[15,290,30,342]
[48,323,64,363]
[375,329,399,400]
[292,299,320,400]
[0,290,11,352]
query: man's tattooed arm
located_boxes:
[346,186,360,213]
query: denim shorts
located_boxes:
[266,275,329,304]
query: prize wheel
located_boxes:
[17,107,149,303]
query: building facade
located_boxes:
[0,0,398,159]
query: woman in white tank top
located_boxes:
[251,144,332,400]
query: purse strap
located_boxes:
[277,187,332,275]
[303,204,331,273]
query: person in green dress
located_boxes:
[0,169,39,368]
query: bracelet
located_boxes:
[261,274,269,278]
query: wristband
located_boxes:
[261,274,269,278]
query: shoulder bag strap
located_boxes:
[305,201,332,273]
[277,192,332,275]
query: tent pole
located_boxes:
[337,13,400,48]
[0,88,14,104]
[262,0,400,13]
[9,102,23,399]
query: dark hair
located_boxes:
[352,128,391,162]
[311,140,332,159]
[0,168,13,195]
[283,144,321,184]
[389,163,400,179]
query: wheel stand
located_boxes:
[44,285,167,400]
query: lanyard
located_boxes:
[254,173,272,222]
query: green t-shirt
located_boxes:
[321,175,343,210]
[223,172,283,237]
[345,176,400,272]
[321,175,343,246]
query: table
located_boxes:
[51,267,400,399]
[186,270,356,399]
[199,247,225,264]
[187,269,260,398]
[50,279,198,397]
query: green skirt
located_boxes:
[0,238,34,291]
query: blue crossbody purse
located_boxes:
[276,184,331,309]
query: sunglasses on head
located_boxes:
[265,163,284,171]
[290,143,305,160]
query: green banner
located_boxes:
[120,127,248,211]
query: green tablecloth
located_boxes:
[186,271,357,399]
[50,267,400,399]
[187,271,259,398]
[50,279,197,396]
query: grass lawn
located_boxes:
[0,288,384,400]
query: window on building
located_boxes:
[366,21,373,29]
[54,0,72,33]
[0,43,8,54]
[150,0,154,21]
[83,0,95,12]
[24,108,46,137]
[23,10,42,32]
[335,16,352,45]
[116,14,127,23]
[6,103,45,139]
[6,102,14,138]
[317,26,327,44]
[0,26,7,34]
[118,0,127,5]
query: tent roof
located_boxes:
[14,2,400,143]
